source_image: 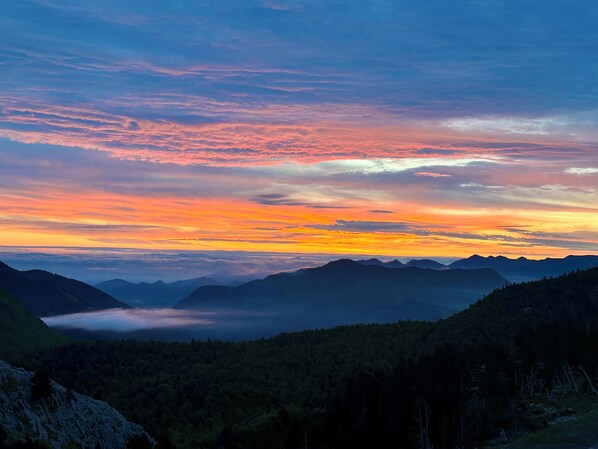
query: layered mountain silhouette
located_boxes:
[32,266,598,449]
[96,276,221,308]
[356,254,598,281]
[404,258,446,269]
[175,259,508,325]
[357,258,446,269]
[0,261,128,316]
[448,254,598,281]
[356,258,406,268]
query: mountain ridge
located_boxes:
[175,259,508,324]
[449,254,598,281]
[96,276,222,307]
[0,261,128,317]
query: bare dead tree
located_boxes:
[413,399,434,449]
[578,365,597,395]
[563,364,580,392]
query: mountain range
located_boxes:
[0,261,128,316]
[357,254,598,281]
[31,267,598,449]
[95,276,221,308]
[357,258,447,269]
[3,253,598,449]
[447,254,598,281]
[2,253,596,321]
[176,259,508,325]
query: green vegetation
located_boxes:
[22,322,431,447]
[17,268,598,448]
[0,290,68,359]
[496,394,598,449]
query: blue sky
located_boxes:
[3,1,598,117]
[0,0,597,259]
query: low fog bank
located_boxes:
[43,307,307,341]
[42,308,215,332]
[41,306,429,342]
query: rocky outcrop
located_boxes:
[0,361,153,449]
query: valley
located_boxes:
[2,262,598,448]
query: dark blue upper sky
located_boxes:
[3,0,597,118]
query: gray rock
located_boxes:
[0,361,154,449]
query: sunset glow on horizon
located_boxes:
[1,1,597,259]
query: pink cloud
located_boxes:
[415,172,452,178]
[3,96,595,168]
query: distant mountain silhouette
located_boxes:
[448,254,598,281]
[96,276,221,308]
[356,258,405,268]
[356,258,446,269]
[405,259,446,269]
[176,259,507,325]
[384,259,407,268]
[356,257,386,266]
[0,261,128,317]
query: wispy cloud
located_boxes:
[0,1,597,257]
[565,167,598,175]
[252,193,351,209]
[310,220,427,234]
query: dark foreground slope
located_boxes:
[436,265,598,345]
[0,361,153,449]
[176,259,508,323]
[23,268,598,449]
[0,261,129,316]
[0,290,68,359]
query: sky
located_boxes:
[1,0,597,260]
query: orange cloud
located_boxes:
[0,178,596,258]
[1,97,597,258]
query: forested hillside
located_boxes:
[18,268,598,449]
[0,290,68,359]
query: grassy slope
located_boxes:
[0,289,68,359]
[496,394,598,449]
